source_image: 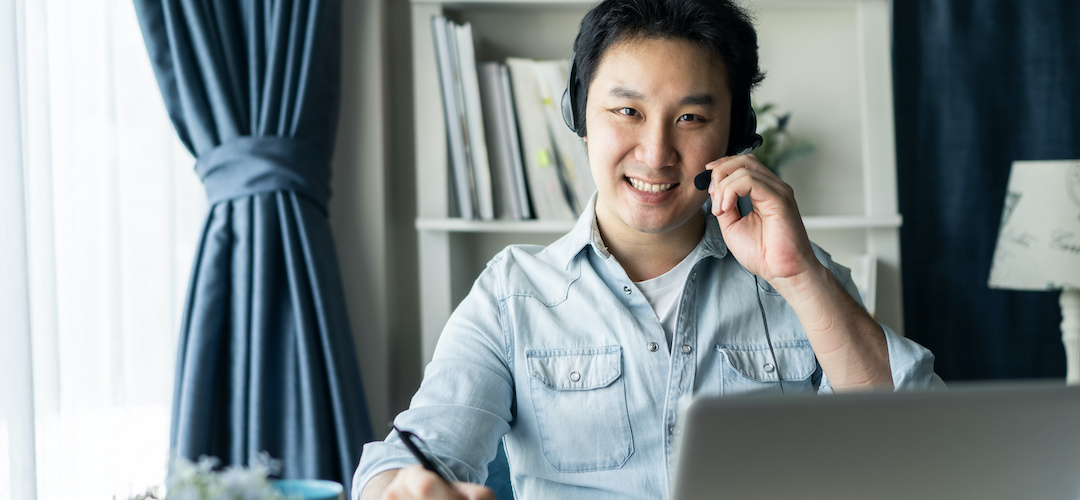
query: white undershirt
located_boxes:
[634,244,702,350]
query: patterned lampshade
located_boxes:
[989,160,1080,291]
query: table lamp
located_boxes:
[988,159,1080,384]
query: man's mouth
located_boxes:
[627,177,676,193]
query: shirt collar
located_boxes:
[698,200,730,260]
[547,194,731,270]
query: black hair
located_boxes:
[568,0,765,143]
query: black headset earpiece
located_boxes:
[561,52,582,136]
[729,96,763,155]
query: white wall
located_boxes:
[330,0,421,433]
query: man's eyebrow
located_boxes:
[609,86,647,101]
[607,86,717,107]
[680,93,716,107]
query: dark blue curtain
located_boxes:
[893,1,1080,380]
[133,0,373,490]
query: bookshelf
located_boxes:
[411,0,905,364]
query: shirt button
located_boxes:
[648,342,659,352]
[691,272,697,282]
[681,344,693,355]
[763,363,775,373]
[569,371,581,382]
[669,425,675,435]
[623,285,632,295]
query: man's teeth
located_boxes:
[628,178,675,193]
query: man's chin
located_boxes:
[625,210,704,236]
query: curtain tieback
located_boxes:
[195,136,331,210]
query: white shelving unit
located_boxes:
[411,0,905,364]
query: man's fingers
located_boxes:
[454,482,496,500]
[705,152,763,172]
[388,465,463,500]
[710,168,769,215]
[706,155,780,190]
[386,465,494,500]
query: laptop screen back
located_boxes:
[671,383,1080,500]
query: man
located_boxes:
[355,0,941,498]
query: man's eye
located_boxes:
[617,108,640,117]
[679,114,702,122]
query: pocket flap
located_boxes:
[526,346,622,390]
[718,341,817,382]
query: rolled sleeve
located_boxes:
[352,264,515,498]
[816,245,944,392]
[881,323,946,390]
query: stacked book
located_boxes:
[432,15,595,221]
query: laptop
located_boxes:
[671,382,1080,500]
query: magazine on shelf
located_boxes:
[430,15,475,219]
[452,21,495,220]
[433,21,586,222]
[533,59,596,216]
[506,57,576,221]
[497,62,534,220]
[479,61,525,220]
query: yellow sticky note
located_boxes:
[537,149,551,167]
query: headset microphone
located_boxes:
[692,135,763,191]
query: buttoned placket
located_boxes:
[617,280,668,356]
[605,254,669,356]
[662,260,703,485]
[597,238,707,493]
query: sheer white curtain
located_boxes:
[0,0,205,498]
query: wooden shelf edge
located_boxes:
[411,0,870,7]
[416,218,576,233]
[804,215,903,230]
[415,214,902,233]
[411,0,594,5]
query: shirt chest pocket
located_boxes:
[717,340,820,395]
[526,346,634,473]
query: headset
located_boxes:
[560,52,785,394]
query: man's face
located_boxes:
[584,37,732,239]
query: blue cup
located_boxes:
[271,479,345,500]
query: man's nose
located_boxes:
[634,120,678,169]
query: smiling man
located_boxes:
[354,1,942,499]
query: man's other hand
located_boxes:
[361,466,496,500]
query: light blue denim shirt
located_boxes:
[354,198,942,499]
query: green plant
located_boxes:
[120,454,293,500]
[753,102,814,174]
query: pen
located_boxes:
[394,425,453,483]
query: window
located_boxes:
[1,1,204,498]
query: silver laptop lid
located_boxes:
[672,382,1080,500]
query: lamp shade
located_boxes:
[988,160,1080,291]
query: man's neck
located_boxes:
[598,211,706,282]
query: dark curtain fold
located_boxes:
[133,0,372,490]
[893,0,1080,380]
